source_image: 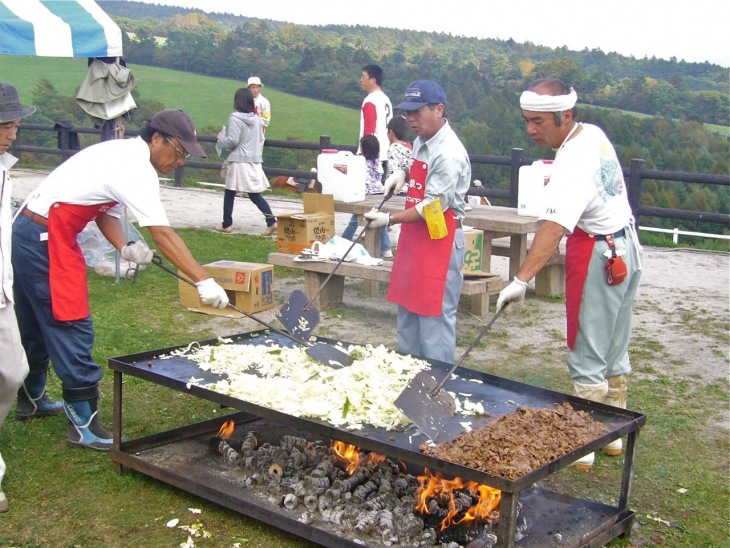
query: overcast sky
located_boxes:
[137,0,729,67]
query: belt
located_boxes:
[22,209,49,228]
[596,229,625,241]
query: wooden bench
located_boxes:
[267,252,506,316]
[486,238,566,297]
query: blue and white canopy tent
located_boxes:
[0,0,122,58]
[1,0,140,279]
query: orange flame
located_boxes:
[416,468,501,531]
[366,452,386,467]
[331,440,360,475]
[217,420,235,441]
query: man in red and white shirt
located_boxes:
[359,64,393,176]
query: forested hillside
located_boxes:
[97,1,728,179]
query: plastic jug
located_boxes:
[316,150,367,202]
[517,160,553,217]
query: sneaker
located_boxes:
[216,226,233,234]
[0,489,8,513]
[382,250,393,259]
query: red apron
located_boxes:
[47,202,118,321]
[386,159,457,316]
[565,227,596,349]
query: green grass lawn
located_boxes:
[0,55,360,145]
[0,229,727,547]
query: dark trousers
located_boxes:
[223,189,276,228]
[11,216,101,396]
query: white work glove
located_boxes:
[195,278,229,309]
[383,170,406,199]
[496,277,528,312]
[363,208,390,228]
[121,241,153,265]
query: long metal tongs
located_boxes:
[277,194,390,341]
[151,255,353,368]
[394,305,507,441]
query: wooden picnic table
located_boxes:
[334,196,542,281]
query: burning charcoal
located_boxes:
[353,480,378,502]
[394,509,425,539]
[240,431,257,456]
[364,492,394,511]
[217,440,240,464]
[354,509,379,534]
[378,508,395,539]
[297,511,314,525]
[282,493,299,510]
[336,466,371,493]
[321,507,350,525]
[310,456,335,479]
[267,463,284,478]
[302,494,318,512]
[323,488,341,503]
[376,477,393,494]
[280,435,307,453]
[242,456,256,469]
[306,476,330,492]
[317,494,331,513]
[289,480,307,497]
[467,532,498,548]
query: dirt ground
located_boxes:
[10,168,730,406]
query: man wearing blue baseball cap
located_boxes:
[365,80,471,364]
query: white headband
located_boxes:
[520,87,578,112]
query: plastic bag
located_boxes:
[77,219,147,277]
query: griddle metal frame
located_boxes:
[109,329,645,547]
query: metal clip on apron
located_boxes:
[604,234,627,285]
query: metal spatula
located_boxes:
[394,306,506,440]
[277,194,390,341]
[151,255,353,368]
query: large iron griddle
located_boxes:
[108,329,646,547]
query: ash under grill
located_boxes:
[109,330,645,547]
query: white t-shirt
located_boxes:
[541,124,632,235]
[359,89,393,162]
[26,136,169,227]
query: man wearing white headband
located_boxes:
[497,78,643,470]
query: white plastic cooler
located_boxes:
[517,159,553,217]
[316,150,366,202]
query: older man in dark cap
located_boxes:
[11,109,229,452]
[0,82,35,512]
[364,80,471,364]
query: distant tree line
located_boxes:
[29,2,730,234]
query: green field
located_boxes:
[0,55,360,145]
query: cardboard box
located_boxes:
[276,193,336,254]
[462,227,486,275]
[178,260,274,317]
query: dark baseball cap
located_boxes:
[149,109,206,158]
[0,83,36,123]
[395,80,447,111]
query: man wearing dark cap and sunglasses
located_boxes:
[364,80,471,364]
[0,82,35,512]
[11,109,229,452]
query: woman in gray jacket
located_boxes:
[216,88,277,235]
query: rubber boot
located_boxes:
[15,366,64,420]
[63,398,113,451]
[571,380,609,470]
[602,374,629,456]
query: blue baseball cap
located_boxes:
[395,80,447,111]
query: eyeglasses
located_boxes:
[165,136,189,159]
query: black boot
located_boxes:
[15,366,63,420]
[63,387,112,451]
